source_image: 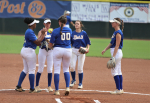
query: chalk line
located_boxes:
[0,89,149,96]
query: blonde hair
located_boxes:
[63,10,67,16]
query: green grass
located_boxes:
[86,38,150,59]
[0,35,150,59]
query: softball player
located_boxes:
[101,18,124,94]
[15,18,46,93]
[69,20,91,89]
[49,15,72,96]
[64,10,74,28]
[35,18,53,92]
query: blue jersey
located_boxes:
[50,27,72,48]
[40,31,52,49]
[110,30,123,49]
[23,28,37,49]
[66,16,71,25]
[71,30,91,48]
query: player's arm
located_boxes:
[34,28,46,46]
[86,44,90,53]
[113,33,121,57]
[48,30,55,49]
[49,43,53,49]
[37,30,42,38]
[101,43,112,55]
[70,21,74,26]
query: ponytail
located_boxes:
[60,23,63,35]
[63,10,67,16]
[58,15,67,35]
[121,20,124,32]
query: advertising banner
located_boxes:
[110,3,149,23]
[0,0,71,19]
[149,4,150,22]
[71,1,110,21]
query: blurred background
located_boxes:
[0,0,150,39]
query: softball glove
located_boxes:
[79,47,88,54]
[41,40,49,52]
[107,57,116,69]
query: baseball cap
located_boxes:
[44,19,51,24]
[66,11,71,14]
[109,19,121,25]
[28,19,39,26]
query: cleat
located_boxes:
[35,86,42,92]
[78,83,83,89]
[70,80,76,87]
[47,86,53,92]
[15,86,25,92]
[110,89,122,95]
[29,88,41,93]
[65,87,70,96]
[54,90,60,95]
[120,89,124,94]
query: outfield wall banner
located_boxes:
[149,4,150,22]
[0,0,71,19]
[110,3,149,23]
[71,1,110,21]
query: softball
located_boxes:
[48,28,53,33]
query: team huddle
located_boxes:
[15,11,124,95]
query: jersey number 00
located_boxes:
[61,33,70,40]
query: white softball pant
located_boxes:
[110,48,123,76]
[21,47,36,74]
[38,48,53,73]
[53,47,72,74]
[70,48,86,73]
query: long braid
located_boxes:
[60,23,63,35]
[58,15,67,35]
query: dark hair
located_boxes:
[58,15,67,35]
[24,18,34,25]
[76,20,84,29]
[114,18,124,32]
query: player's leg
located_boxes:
[53,47,63,95]
[62,48,72,95]
[26,48,39,93]
[117,50,123,93]
[110,48,123,94]
[16,47,28,92]
[77,53,85,89]
[47,50,53,92]
[69,49,78,87]
[36,49,47,88]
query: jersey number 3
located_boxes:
[61,33,70,40]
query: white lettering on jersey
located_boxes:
[73,35,83,40]
[45,33,51,40]
[111,34,115,38]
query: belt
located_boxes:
[74,47,80,49]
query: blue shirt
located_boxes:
[50,27,72,48]
[66,16,71,25]
[40,31,52,49]
[23,28,37,49]
[110,30,123,49]
[71,30,91,48]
